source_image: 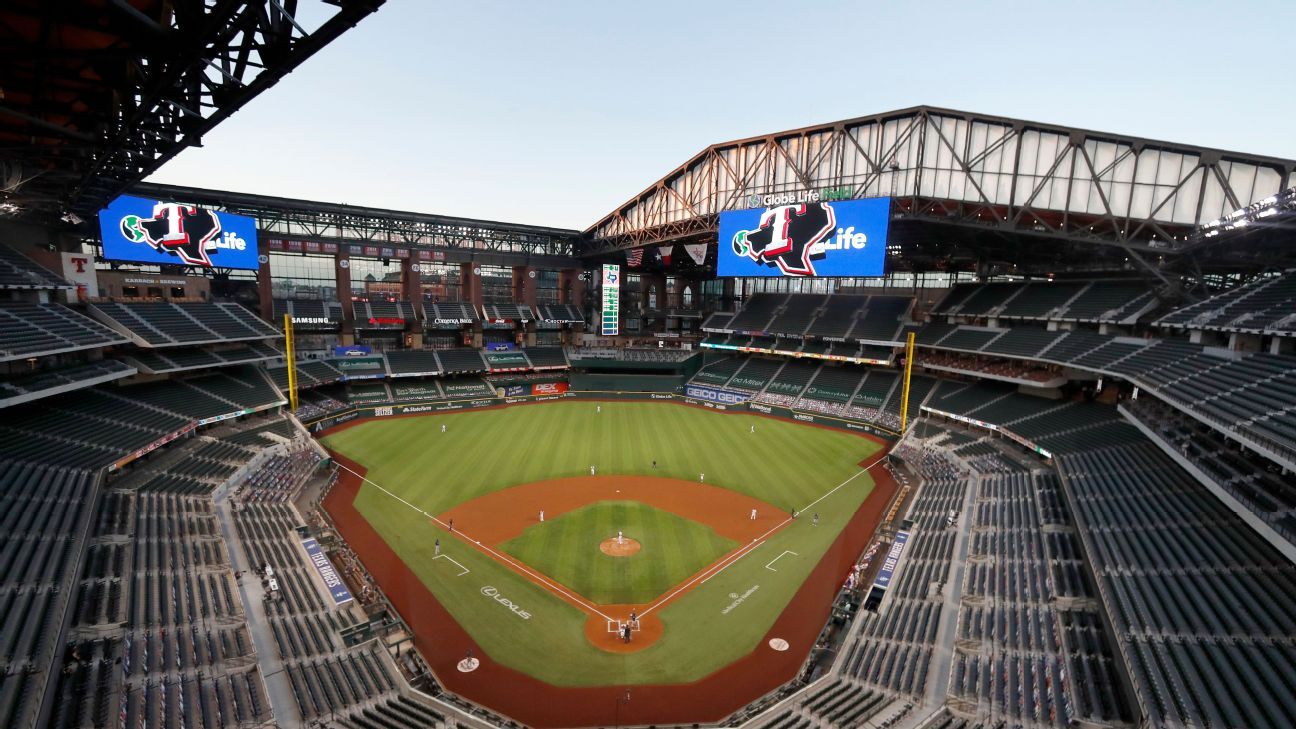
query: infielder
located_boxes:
[750,508,757,520]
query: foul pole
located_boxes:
[899,330,915,432]
[283,314,299,412]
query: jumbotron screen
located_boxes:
[717,196,890,277]
[98,194,260,270]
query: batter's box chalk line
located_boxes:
[606,619,643,633]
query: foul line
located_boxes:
[432,554,470,576]
[638,453,886,619]
[332,461,614,622]
[334,452,887,625]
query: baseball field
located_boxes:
[320,400,886,692]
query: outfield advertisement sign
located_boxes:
[717,197,890,278]
[301,537,353,605]
[684,385,751,405]
[601,264,620,336]
[98,194,260,269]
[303,389,898,440]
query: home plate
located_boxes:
[457,657,480,672]
[768,638,789,651]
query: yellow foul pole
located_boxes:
[899,330,915,432]
[283,314,299,412]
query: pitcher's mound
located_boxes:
[599,537,641,557]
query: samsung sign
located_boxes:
[98,195,260,270]
[717,197,890,278]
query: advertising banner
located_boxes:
[601,264,620,336]
[683,384,751,405]
[871,529,910,592]
[98,195,260,269]
[301,537,353,606]
[532,381,569,395]
[334,345,373,357]
[717,197,890,278]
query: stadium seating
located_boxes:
[765,294,828,336]
[847,296,909,341]
[536,303,583,322]
[483,302,534,321]
[525,346,569,368]
[0,360,135,407]
[727,358,784,392]
[385,350,443,376]
[935,280,1154,323]
[0,246,71,289]
[763,360,819,398]
[804,295,869,338]
[0,463,98,729]
[1156,268,1296,333]
[91,301,278,345]
[1058,440,1296,729]
[800,366,864,405]
[435,348,487,373]
[0,303,127,360]
[728,294,785,331]
[426,301,478,322]
[691,356,744,386]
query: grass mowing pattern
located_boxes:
[324,401,881,686]
[500,500,738,604]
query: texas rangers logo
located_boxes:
[730,203,836,276]
[119,203,223,267]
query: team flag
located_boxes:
[684,243,707,265]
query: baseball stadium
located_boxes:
[2,3,1296,729]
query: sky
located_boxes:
[146,0,1296,231]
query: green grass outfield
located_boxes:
[324,401,882,686]
[500,500,738,604]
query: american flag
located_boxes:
[626,248,644,267]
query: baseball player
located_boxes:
[441,424,446,433]
[813,512,819,527]
[750,508,757,520]
[434,538,441,556]
[590,465,596,476]
[699,472,705,483]
[539,510,545,522]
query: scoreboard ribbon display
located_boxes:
[601,264,620,336]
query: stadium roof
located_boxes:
[0,0,385,222]
[582,105,1296,274]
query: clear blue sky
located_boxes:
[146,0,1296,230]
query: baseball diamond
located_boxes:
[319,400,885,695]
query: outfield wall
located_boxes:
[303,389,899,440]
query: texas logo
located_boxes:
[729,203,836,277]
[118,203,224,267]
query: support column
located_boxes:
[460,263,483,308]
[402,257,423,348]
[336,253,354,346]
[256,240,273,321]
